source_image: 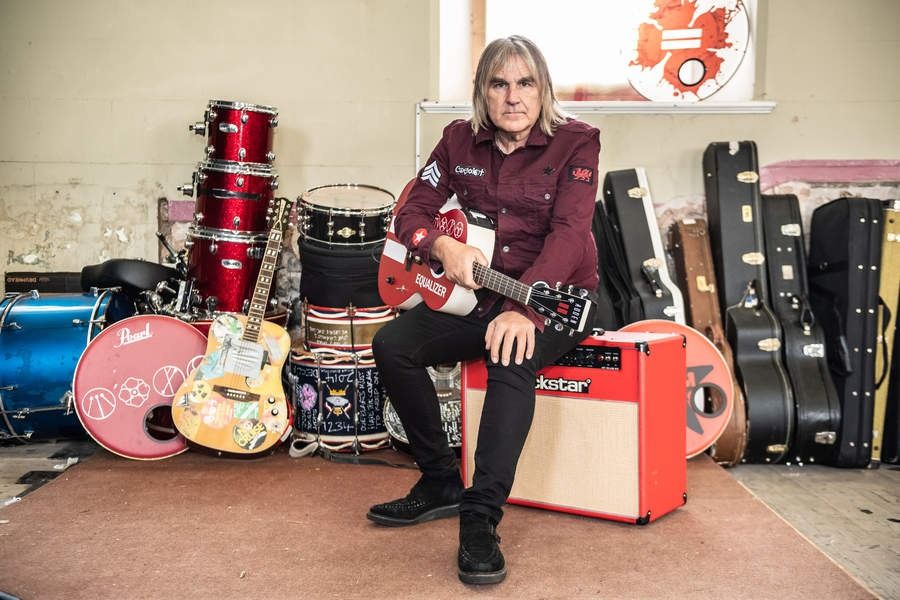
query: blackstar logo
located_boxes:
[113,322,152,348]
[414,273,447,298]
[455,165,485,177]
[535,375,591,394]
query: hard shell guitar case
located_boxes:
[703,141,793,463]
[670,218,748,465]
[873,201,900,463]
[603,168,685,324]
[592,199,641,328]
[761,194,840,464]
[808,197,884,468]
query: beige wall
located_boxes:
[0,0,435,274]
[1,0,899,280]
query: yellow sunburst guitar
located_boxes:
[172,197,293,454]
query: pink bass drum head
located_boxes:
[73,315,208,459]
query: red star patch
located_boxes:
[411,228,427,247]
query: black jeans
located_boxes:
[372,302,591,522]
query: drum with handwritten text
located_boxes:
[288,348,389,452]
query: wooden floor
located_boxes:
[0,441,897,599]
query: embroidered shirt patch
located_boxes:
[567,165,594,185]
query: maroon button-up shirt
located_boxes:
[396,118,601,330]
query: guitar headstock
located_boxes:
[267,197,293,232]
[528,284,594,333]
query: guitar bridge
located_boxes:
[212,385,260,403]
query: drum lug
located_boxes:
[62,390,74,415]
[270,116,279,128]
[189,121,207,136]
[208,109,218,121]
[232,216,241,229]
[235,176,244,187]
[177,183,194,197]
[209,241,218,254]
[71,318,85,327]
[266,151,276,161]
[238,148,247,160]
[205,145,215,156]
[194,212,204,224]
[0,384,18,391]
[1,322,22,331]
[247,246,264,260]
[241,111,249,124]
[270,177,279,190]
[184,238,195,249]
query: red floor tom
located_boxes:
[185,226,269,314]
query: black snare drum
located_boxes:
[298,184,394,247]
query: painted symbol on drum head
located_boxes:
[80,387,116,421]
[118,377,151,408]
[153,365,186,397]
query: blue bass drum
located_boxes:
[0,290,135,442]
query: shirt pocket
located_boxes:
[521,182,555,234]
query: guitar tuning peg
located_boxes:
[544,318,552,326]
[579,289,589,298]
[567,284,574,293]
[554,323,564,332]
[554,281,562,289]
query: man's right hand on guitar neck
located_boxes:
[431,234,488,291]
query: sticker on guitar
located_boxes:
[378,192,594,333]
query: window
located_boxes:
[440,0,758,103]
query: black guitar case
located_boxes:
[724,286,794,463]
[703,141,770,309]
[704,141,793,463]
[808,197,884,467]
[592,199,640,328]
[761,194,840,464]
[603,168,684,323]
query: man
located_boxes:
[369,35,600,585]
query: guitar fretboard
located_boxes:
[472,262,531,305]
[242,204,288,343]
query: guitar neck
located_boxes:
[242,233,280,343]
[472,262,531,306]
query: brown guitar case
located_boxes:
[670,218,748,466]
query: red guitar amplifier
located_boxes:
[461,331,687,524]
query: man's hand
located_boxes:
[485,311,535,366]
[431,235,488,290]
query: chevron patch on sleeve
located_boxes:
[421,161,442,188]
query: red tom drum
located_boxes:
[193,100,278,164]
[190,160,278,233]
[185,226,269,314]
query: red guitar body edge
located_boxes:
[378,188,496,316]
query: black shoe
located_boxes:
[457,511,506,585]
[366,473,462,527]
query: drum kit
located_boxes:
[1,98,462,459]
